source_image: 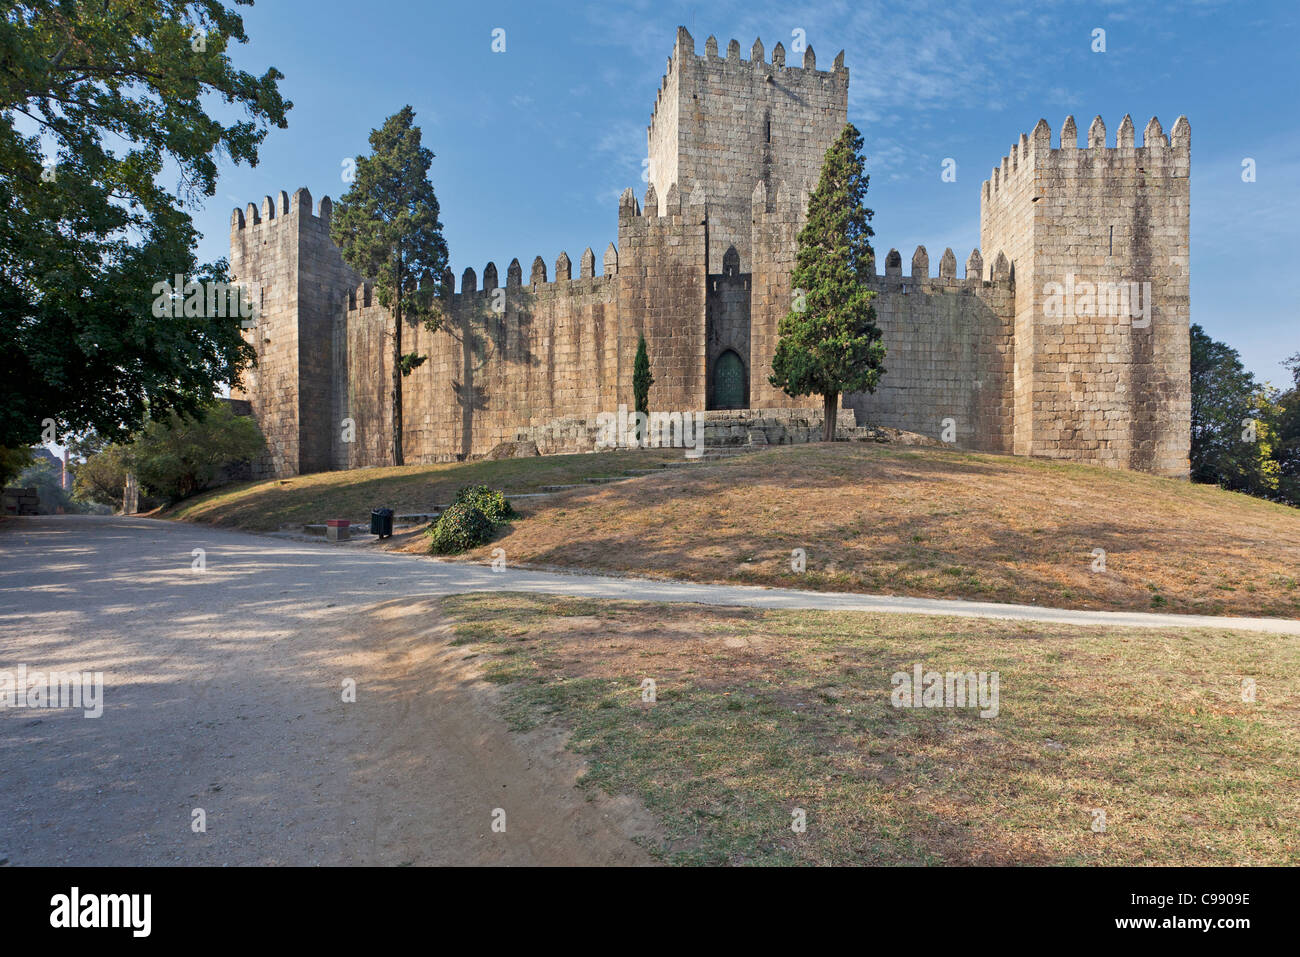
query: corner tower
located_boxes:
[229,187,354,477]
[981,115,1191,477]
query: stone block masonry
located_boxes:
[846,249,1016,453]
[2,487,40,516]
[981,115,1191,474]
[231,27,1191,481]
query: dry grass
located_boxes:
[441,592,1300,866]
[171,441,1300,618]
[434,443,1300,619]
[165,448,685,530]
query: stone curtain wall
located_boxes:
[337,260,621,468]
[235,185,625,473]
[982,116,1191,477]
[844,249,1016,452]
[332,291,388,469]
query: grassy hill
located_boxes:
[173,443,1300,619]
[432,443,1300,619]
[166,448,685,530]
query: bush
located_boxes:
[426,501,495,554]
[133,401,264,501]
[453,484,516,523]
[72,442,129,508]
[0,447,33,487]
[17,455,78,513]
[427,485,515,554]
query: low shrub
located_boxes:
[453,484,516,523]
[426,501,495,554]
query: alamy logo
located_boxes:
[595,404,705,457]
[0,665,103,718]
[891,664,999,718]
[50,888,150,937]
[151,274,259,327]
[1041,273,1151,328]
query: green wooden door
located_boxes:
[714,350,745,409]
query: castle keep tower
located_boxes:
[981,115,1191,475]
[230,28,1190,480]
[648,27,848,272]
[644,27,847,412]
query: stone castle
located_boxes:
[230,27,1191,479]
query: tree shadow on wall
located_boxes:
[442,288,539,460]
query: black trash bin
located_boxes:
[370,507,394,539]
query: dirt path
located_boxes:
[0,516,653,865]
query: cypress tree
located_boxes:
[769,123,886,441]
[633,334,654,442]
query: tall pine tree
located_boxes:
[332,106,448,466]
[770,123,885,441]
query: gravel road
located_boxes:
[0,516,655,865]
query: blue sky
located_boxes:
[200,0,1299,383]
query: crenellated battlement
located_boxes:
[868,245,1013,290]
[343,246,619,312]
[749,178,808,219]
[230,186,332,230]
[649,26,847,146]
[982,115,1191,200]
[617,181,710,223]
[746,177,1014,293]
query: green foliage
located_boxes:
[0,446,34,487]
[16,454,76,513]
[426,501,495,554]
[399,352,427,377]
[0,2,288,450]
[454,484,516,523]
[1274,353,1300,505]
[633,335,654,416]
[769,123,886,440]
[632,334,654,444]
[72,443,131,508]
[1190,324,1294,504]
[427,484,514,554]
[131,401,265,502]
[332,106,449,465]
